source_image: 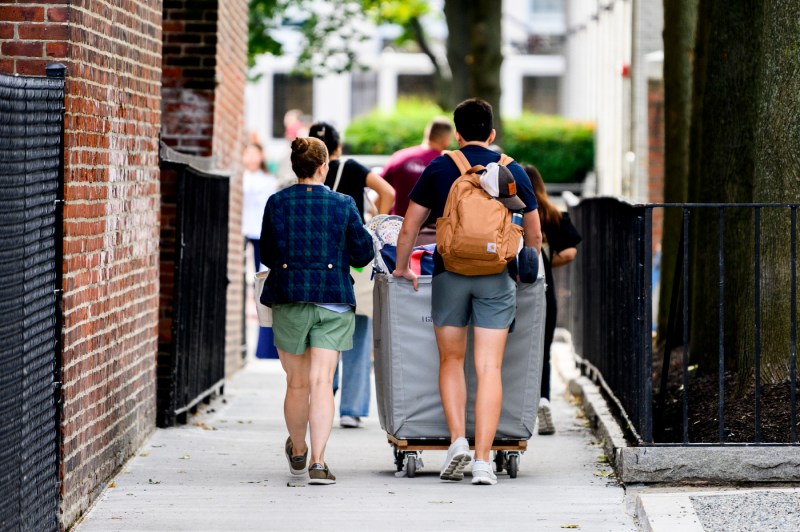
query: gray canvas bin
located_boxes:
[372,273,546,440]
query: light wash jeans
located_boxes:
[333,314,371,417]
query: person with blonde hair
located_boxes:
[259,136,374,484]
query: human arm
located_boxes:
[365,172,396,214]
[391,200,430,291]
[523,209,543,252]
[551,247,577,267]
[345,198,375,268]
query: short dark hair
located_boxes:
[425,117,453,143]
[308,121,340,155]
[453,98,493,142]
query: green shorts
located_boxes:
[271,303,355,354]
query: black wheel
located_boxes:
[494,451,506,474]
[508,454,519,479]
[407,455,417,478]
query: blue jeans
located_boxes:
[333,315,371,417]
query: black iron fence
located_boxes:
[0,64,65,530]
[157,146,229,427]
[566,197,800,446]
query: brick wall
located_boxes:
[648,78,665,247]
[0,1,163,527]
[160,0,217,156]
[214,0,248,376]
[160,0,248,376]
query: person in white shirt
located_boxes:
[242,142,278,272]
[242,141,280,360]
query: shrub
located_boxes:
[344,100,595,183]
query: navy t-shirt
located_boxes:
[408,145,538,275]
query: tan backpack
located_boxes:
[436,151,524,276]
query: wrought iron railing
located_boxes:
[565,197,799,446]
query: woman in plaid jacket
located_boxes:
[259,137,374,485]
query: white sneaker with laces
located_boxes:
[340,415,364,428]
[440,437,471,481]
[537,398,555,435]
[471,460,498,485]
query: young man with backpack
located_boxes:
[392,98,542,485]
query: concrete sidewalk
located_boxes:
[76,355,636,531]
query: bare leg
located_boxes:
[434,325,468,443]
[472,327,509,462]
[307,346,340,465]
[278,348,310,455]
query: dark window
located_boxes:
[272,73,313,138]
[351,71,378,119]
[397,74,437,102]
[522,76,561,115]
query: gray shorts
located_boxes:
[431,270,516,329]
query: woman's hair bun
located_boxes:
[291,137,310,154]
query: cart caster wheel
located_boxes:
[407,455,417,478]
[494,451,506,474]
[508,454,519,479]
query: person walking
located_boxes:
[241,142,280,359]
[381,118,453,217]
[392,99,542,485]
[259,137,375,485]
[523,165,581,435]
[308,121,395,428]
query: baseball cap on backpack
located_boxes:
[479,162,527,212]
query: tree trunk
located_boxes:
[658,0,698,341]
[409,16,453,110]
[687,0,761,378]
[444,0,503,141]
[751,0,800,383]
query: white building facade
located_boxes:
[246,0,569,154]
[562,0,663,201]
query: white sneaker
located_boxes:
[537,398,555,435]
[471,460,498,485]
[340,415,364,428]
[440,437,471,481]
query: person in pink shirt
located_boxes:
[382,118,453,217]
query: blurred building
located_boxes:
[246,0,568,151]
[561,0,663,201]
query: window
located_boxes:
[351,72,378,119]
[272,74,313,139]
[397,74,437,102]
[522,76,561,115]
[530,0,563,14]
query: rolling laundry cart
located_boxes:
[372,272,546,478]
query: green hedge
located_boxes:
[344,100,595,183]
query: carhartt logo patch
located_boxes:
[487,242,497,253]
[507,182,517,195]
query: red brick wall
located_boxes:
[0,1,163,527]
[161,0,248,375]
[648,79,665,248]
[214,0,248,376]
[160,0,217,156]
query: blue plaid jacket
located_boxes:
[259,184,375,308]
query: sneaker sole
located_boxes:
[289,466,307,476]
[472,476,498,485]
[440,452,471,481]
[308,478,336,485]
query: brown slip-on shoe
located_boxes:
[308,462,336,485]
[285,437,308,476]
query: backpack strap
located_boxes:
[498,153,515,166]
[445,150,472,175]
